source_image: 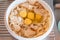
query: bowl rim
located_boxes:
[5,0,55,40]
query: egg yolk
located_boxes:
[27,12,34,20]
[24,18,32,25]
[19,10,27,18]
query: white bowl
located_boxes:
[5,0,55,40]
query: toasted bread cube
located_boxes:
[30,24,38,30]
[13,25,21,32]
[19,10,27,18]
[27,12,34,20]
[24,18,32,25]
[24,28,36,37]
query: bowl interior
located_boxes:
[6,0,54,40]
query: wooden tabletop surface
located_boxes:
[0,0,55,40]
[0,0,17,40]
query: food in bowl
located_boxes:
[8,0,51,38]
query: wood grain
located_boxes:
[0,0,17,40]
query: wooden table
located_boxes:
[0,0,55,40]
